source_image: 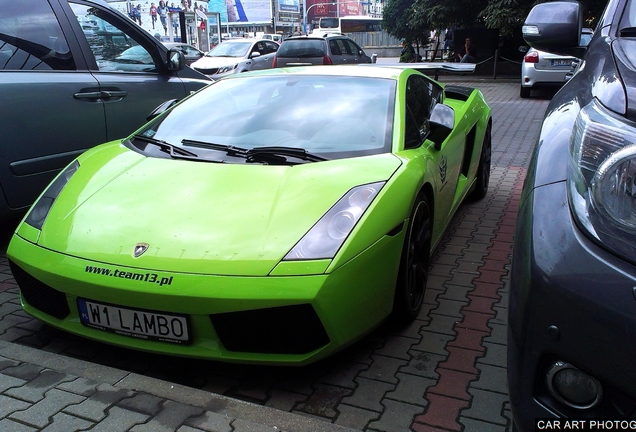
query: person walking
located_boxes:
[149,3,157,29]
[157,1,168,35]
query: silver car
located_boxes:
[520,28,593,98]
[191,39,279,80]
[273,34,372,67]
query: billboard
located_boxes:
[207,0,272,23]
[305,0,361,21]
[279,0,299,13]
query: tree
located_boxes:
[382,0,429,49]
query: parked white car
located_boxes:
[191,39,279,80]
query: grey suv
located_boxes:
[0,0,210,221]
[272,34,372,67]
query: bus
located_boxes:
[312,16,383,35]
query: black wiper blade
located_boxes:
[133,135,199,159]
[181,139,249,157]
[247,146,327,162]
[620,27,636,37]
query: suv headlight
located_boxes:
[568,99,636,262]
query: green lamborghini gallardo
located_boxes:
[8,64,491,365]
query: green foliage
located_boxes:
[382,0,609,39]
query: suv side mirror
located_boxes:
[523,1,584,57]
[167,49,186,71]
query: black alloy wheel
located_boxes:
[469,121,492,201]
[391,193,432,325]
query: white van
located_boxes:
[262,34,283,43]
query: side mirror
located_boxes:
[146,99,179,121]
[429,104,454,150]
[167,48,186,71]
[523,1,584,57]
[250,51,261,59]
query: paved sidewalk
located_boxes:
[0,79,551,431]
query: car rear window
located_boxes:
[277,39,326,57]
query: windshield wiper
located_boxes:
[181,140,327,164]
[246,146,327,163]
[133,135,199,160]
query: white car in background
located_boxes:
[519,28,593,98]
[191,39,279,80]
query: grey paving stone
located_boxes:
[295,383,351,419]
[64,383,134,421]
[0,394,30,420]
[399,351,444,379]
[335,404,379,430]
[40,411,94,432]
[113,392,164,416]
[56,376,99,397]
[9,388,85,428]
[484,322,507,346]
[184,410,233,432]
[471,363,508,393]
[432,297,467,318]
[366,399,423,432]
[130,400,205,432]
[384,372,434,406]
[0,418,37,432]
[410,330,453,356]
[460,417,508,432]
[264,388,307,411]
[230,418,286,431]
[478,341,507,368]
[374,336,419,361]
[424,314,459,336]
[317,361,369,390]
[461,387,510,426]
[5,370,73,403]
[358,355,407,384]
[84,405,149,432]
[1,363,41,381]
[0,371,26,392]
[439,283,474,302]
[339,377,394,412]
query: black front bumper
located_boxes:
[508,180,636,431]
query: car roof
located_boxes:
[227,64,406,81]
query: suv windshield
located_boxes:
[277,39,326,57]
[136,74,395,162]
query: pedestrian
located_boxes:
[443,27,453,52]
[157,1,168,35]
[457,37,477,63]
[399,40,416,63]
[133,4,142,26]
[149,2,157,29]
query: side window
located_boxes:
[405,75,441,148]
[345,40,362,56]
[329,40,342,55]
[264,41,279,54]
[69,3,157,73]
[335,39,349,55]
[0,2,75,71]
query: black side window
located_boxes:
[0,1,75,71]
[69,2,157,72]
[329,40,342,55]
[405,75,443,148]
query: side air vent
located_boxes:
[9,261,70,319]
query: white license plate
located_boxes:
[77,298,190,344]
[551,59,571,67]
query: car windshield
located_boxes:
[135,74,395,162]
[206,41,251,57]
[278,39,326,57]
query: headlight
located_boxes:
[25,160,79,230]
[284,182,385,260]
[568,99,636,262]
[217,64,237,74]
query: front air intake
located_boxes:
[9,261,70,319]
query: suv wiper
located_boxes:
[133,135,199,159]
[620,27,636,37]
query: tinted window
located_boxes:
[344,40,362,55]
[278,40,326,57]
[136,75,396,160]
[70,2,156,72]
[405,75,443,148]
[0,1,75,70]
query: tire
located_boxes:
[519,85,531,98]
[391,193,432,325]
[469,121,492,201]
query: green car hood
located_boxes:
[38,144,402,276]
